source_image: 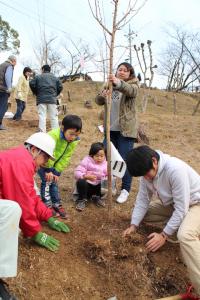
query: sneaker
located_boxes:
[0,124,7,130]
[181,284,198,300]
[0,279,17,300]
[53,205,68,219]
[51,208,60,217]
[45,203,59,217]
[92,195,105,207]
[76,199,87,211]
[116,189,129,204]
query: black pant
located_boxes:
[13,99,26,120]
[76,179,101,201]
[0,92,9,124]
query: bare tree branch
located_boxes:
[88,0,112,35]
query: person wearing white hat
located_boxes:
[0,132,70,251]
[0,132,71,299]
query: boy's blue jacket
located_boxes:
[45,128,80,175]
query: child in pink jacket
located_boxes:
[74,142,107,211]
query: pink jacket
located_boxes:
[74,155,107,185]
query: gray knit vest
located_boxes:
[0,61,12,92]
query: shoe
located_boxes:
[53,205,68,219]
[92,195,105,207]
[51,207,60,217]
[116,189,129,203]
[181,284,199,300]
[43,202,59,217]
[0,279,17,300]
[76,199,87,211]
[0,124,7,130]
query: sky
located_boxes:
[0,0,199,88]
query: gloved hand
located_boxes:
[47,217,70,233]
[33,231,60,252]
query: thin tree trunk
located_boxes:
[142,90,149,112]
[67,90,72,102]
[106,4,118,220]
[153,95,158,105]
[173,93,177,115]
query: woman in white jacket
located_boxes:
[13,67,32,121]
[123,145,200,296]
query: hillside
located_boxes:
[2,82,200,300]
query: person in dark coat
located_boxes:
[29,64,63,132]
[0,55,17,130]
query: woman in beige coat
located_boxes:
[13,67,32,120]
[96,62,139,204]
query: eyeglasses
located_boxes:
[40,151,50,160]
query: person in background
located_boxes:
[0,200,21,300]
[13,67,32,121]
[74,142,107,211]
[0,55,17,130]
[96,62,139,204]
[123,145,200,296]
[56,92,64,115]
[0,132,70,253]
[29,64,63,132]
[38,114,82,218]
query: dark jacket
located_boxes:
[0,60,13,92]
[29,71,63,105]
[96,78,139,138]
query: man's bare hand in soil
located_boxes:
[122,224,137,237]
[146,232,167,252]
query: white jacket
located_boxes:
[131,151,200,235]
[14,75,30,101]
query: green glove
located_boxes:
[47,217,70,233]
[33,231,60,252]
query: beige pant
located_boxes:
[0,200,21,277]
[37,103,59,132]
[143,199,200,295]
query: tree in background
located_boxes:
[160,25,200,92]
[0,16,20,54]
[32,25,94,77]
[33,32,62,74]
[133,40,157,87]
[62,38,94,76]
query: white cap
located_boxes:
[25,132,55,160]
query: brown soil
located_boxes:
[2,83,200,300]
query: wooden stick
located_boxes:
[155,295,181,300]
[173,93,177,115]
